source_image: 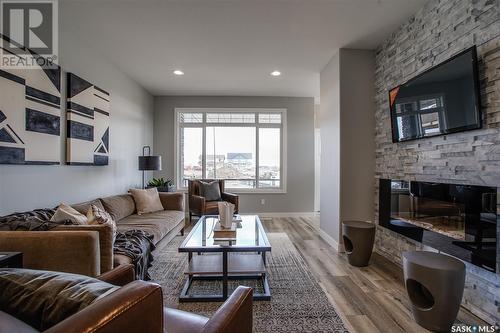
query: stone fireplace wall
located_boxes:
[373,0,500,324]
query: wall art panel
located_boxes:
[0,35,61,165]
[66,72,110,166]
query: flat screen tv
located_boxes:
[389,46,482,143]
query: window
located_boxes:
[175,108,286,192]
[395,94,446,140]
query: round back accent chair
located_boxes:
[0,264,253,333]
[188,179,239,223]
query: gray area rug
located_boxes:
[150,232,349,333]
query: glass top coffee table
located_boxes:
[178,215,271,302]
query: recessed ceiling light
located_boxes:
[173,70,184,76]
[270,70,281,76]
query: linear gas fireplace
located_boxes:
[379,179,498,273]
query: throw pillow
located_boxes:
[87,204,117,242]
[0,268,119,331]
[129,187,164,215]
[200,180,221,201]
[71,199,106,215]
[50,203,88,225]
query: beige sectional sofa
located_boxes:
[0,192,184,277]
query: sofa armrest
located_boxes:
[159,192,184,211]
[97,264,135,286]
[0,231,100,277]
[54,224,114,274]
[189,194,205,215]
[221,192,239,213]
[164,308,208,333]
[45,281,164,333]
[202,286,253,333]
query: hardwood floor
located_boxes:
[260,216,488,333]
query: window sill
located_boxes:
[176,188,286,194]
[229,189,287,194]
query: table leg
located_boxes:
[262,251,266,266]
[222,252,228,299]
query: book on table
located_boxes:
[213,221,237,240]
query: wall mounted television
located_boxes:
[389,46,482,143]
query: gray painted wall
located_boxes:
[153,96,315,213]
[373,0,500,325]
[339,49,376,236]
[319,52,341,241]
[320,49,375,245]
[0,15,154,215]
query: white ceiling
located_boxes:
[60,0,428,99]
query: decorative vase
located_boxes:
[218,202,235,228]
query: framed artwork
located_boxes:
[66,73,110,165]
[0,35,62,164]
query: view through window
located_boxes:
[176,109,286,191]
[395,95,445,140]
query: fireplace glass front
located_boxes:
[379,179,498,273]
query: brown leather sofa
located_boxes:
[0,192,185,277]
[188,179,239,223]
[0,265,253,333]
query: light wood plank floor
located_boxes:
[260,216,488,333]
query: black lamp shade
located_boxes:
[138,155,162,171]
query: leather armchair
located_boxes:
[0,265,253,333]
[188,179,239,223]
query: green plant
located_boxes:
[147,177,173,187]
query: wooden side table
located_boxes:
[0,252,23,268]
[403,251,465,332]
[342,220,376,267]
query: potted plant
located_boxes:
[147,177,175,192]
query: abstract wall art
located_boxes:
[66,73,110,166]
[0,35,62,165]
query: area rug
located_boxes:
[150,232,349,333]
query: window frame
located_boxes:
[395,93,448,139]
[174,107,287,194]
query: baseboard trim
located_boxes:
[249,212,319,218]
[318,228,340,252]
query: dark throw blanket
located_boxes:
[0,210,155,280]
[0,208,71,231]
[114,230,156,280]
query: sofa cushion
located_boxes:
[71,199,105,216]
[199,180,221,201]
[87,205,117,243]
[205,201,220,215]
[100,194,136,221]
[51,203,88,225]
[0,311,39,333]
[0,268,118,331]
[116,210,184,244]
[129,188,164,215]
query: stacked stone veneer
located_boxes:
[373,0,500,325]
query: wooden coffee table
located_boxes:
[178,215,271,302]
